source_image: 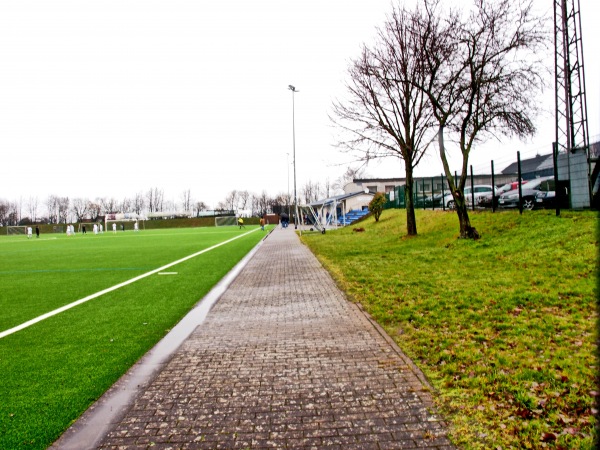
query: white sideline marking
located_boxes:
[158,272,178,275]
[0,229,259,339]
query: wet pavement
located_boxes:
[53,227,455,449]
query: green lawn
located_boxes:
[0,226,268,449]
[301,209,598,449]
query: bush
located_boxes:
[368,192,387,222]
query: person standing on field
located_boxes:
[238,217,245,229]
[27,226,32,239]
[260,217,265,231]
[112,223,117,233]
[35,226,40,238]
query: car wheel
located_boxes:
[447,200,455,209]
[523,198,535,210]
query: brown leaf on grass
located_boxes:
[557,414,572,425]
[515,408,533,419]
[541,432,557,442]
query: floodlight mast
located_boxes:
[288,85,299,229]
[286,152,291,217]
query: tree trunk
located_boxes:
[454,196,480,240]
[437,126,479,239]
[404,170,417,236]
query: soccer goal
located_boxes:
[7,226,26,235]
[215,216,237,226]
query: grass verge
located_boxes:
[301,209,597,449]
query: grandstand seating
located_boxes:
[337,209,370,226]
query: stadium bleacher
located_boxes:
[337,209,370,226]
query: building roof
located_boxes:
[308,190,373,207]
[501,153,552,175]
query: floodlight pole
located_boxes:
[286,152,291,217]
[288,85,299,229]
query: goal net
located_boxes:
[7,226,26,235]
[215,216,237,226]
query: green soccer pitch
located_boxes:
[0,226,269,449]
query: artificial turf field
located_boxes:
[0,225,268,449]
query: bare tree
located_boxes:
[133,192,145,215]
[332,166,368,193]
[194,201,207,217]
[146,187,164,213]
[8,202,19,226]
[71,198,89,222]
[270,193,288,215]
[181,189,192,212]
[100,197,119,214]
[120,197,132,213]
[57,197,70,224]
[238,190,250,211]
[301,180,321,205]
[27,196,39,223]
[323,178,332,199]
[331,5,436,235]
[223,190,238,212]
[0,199,9,226]
[256,191,270,217]
[88,201,101,222]
[146,189,155,213]
[418,0,547,238]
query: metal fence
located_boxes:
[384,149,590,215]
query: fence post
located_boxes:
[491,160,496,213]
[517,151,523,215]
[552,142,560,217]
[430,177,434,210]
[441,174,446,211]
[470,165,475,211]
[421,178,426,209]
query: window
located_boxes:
[366,185,377,194]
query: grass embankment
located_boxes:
[301,209,597,449]
[0,227,267,449]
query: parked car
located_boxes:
[477,181,527,208]
[442,185,495,208]
[498,176,554,210]
[423,192,445,208]
[535,179,569,209]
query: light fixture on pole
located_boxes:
[288,84,299,229]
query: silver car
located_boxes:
[498,176,554,210]
[442,185,495,208]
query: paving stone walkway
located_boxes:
[59,227,455,449]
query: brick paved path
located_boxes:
[76,227,455,449]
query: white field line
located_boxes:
[0,228,259,339]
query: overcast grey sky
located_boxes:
[0,0,597,210]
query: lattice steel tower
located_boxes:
[554,0,592,207]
